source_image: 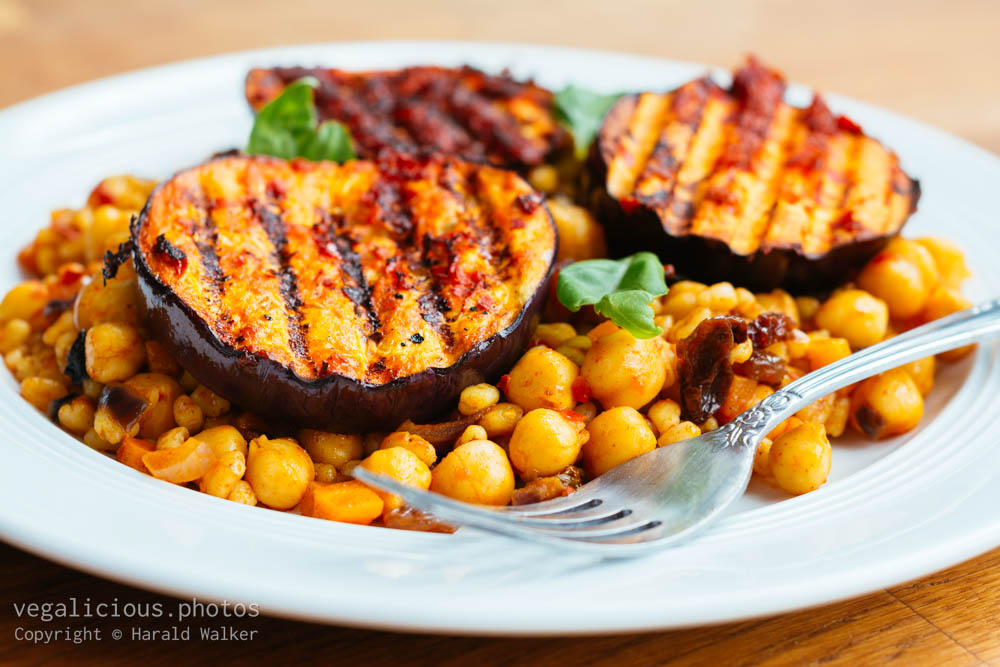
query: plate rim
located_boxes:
[1,40,999,636]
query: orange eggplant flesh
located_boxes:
[594,57,920,291]
[131,154,557,431]
[245,65,570,169]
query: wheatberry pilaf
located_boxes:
[0,164,973,531]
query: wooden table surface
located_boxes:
[1,0,998,664]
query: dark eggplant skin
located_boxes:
[588,181,912,294]
[130,177,557,434]
[587,91,922,294]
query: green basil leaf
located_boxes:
[247,77,356,163]
[595,291,662,339]
[553,85,622,159]
[556,252,669,339]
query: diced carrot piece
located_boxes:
[141,438,216,483]
[117,436,155,473]
[299,481,384,525]
[806,337,851,371]
[717,375,759,424]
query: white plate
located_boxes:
[1,42,998,636]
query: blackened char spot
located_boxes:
[410,333,424,344]
[102,239,134,282]
[152,234,188,276]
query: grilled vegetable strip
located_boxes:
[245,65,570,169]
[133,154,556,388]
[594,57,920,269]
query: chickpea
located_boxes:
[84,322,146,383]
[647,399,681,435]
[505,346,578,411]
[857,251,928,319]
[123,373,183,440]
[195,425,248,458]
[729,339,754,364]
[456,424,488,446]
[769,422,831,495]
[583,406,656,477]
[556,344,586,366]
[172,394,204,432]
[902,356,935,396]
[533,322,576,348]
[753,438,773,478]
[657,421,701,447]
[794,296,821,327]
[190,384,230,417]
[660,281,706,319]
[696,282,739,313]
[20,376,67,412]
[245,436,314,510]
[582,329,667,409]
[0,281,47,324]
[431,440,514,506]
[825,396,850,438]
[42,310,75,347]
[227,480,258,506]
[359,446,432,512]
[156,426,190,451]
[199,450,247,499]
[586,321,620,342]
[755,289,800,326]
[509,409,589,478]
[546,198,607,262]
[923,286,974,361]
[73,270,141,329]
[0,318,31,354]
[380,431,437,466]
[299,429,363,468]
[57,395,96,434]
[178,370,199,392]
[814,289,888,349]
[458,383,501,416]
[668,306,712,343]
[528,164,559,193]
[478,402,524,438]
[314,463,339,484]
[573,401,598,423]
[850,368,924,439]
[885,237,940,288]
[916,237,970,288]
[83,427,116,452]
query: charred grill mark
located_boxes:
[251,198,314,372]
[635,78,713,229]
[246,65,565,168]
[190,194,227,301]
[310,212,383,344]
[417,234,456,349]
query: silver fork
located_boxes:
[354,298,1000,558]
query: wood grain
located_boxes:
[1,0,998,664]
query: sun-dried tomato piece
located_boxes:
[733,349,786,386]
[747,311,794,349]
[677,316,748,423]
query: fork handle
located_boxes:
[731,297,1000,438]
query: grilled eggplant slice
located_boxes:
[131,153,557,432]
[245,65,570,170]
[591,57,921,291]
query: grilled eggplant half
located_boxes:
[131,153,557,432]
[245,65,570,170]
[591,57,921,291]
